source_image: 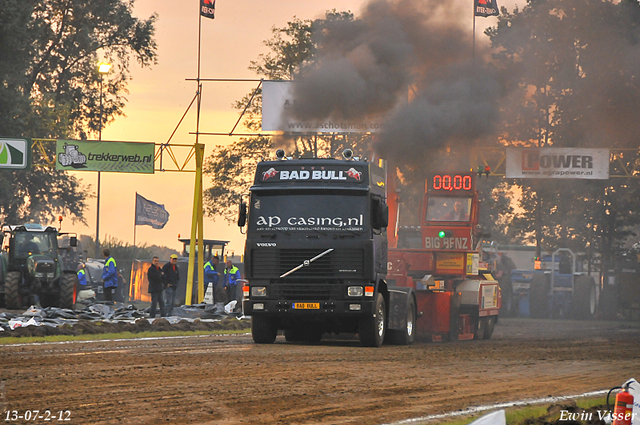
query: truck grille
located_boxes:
[272,283,342,301]
[251,248,364,279]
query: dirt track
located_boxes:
[1,318,638,425]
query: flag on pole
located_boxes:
[475,0,499,17]
[200,0,215,19]
[135,193,170,229]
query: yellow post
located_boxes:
[185,143,205,305]
[196,148,205,303]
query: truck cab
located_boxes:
[241,151,414,346]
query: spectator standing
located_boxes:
[224,259,241,307]
[147,256,165,318]
[162,254,180,315]
[101,249,118,301]
[203,255,220,303]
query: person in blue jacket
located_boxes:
[203,255,220,302]
[101,248,118,301]
[77,263,88,286]
[224,259,241,307]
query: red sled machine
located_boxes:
[387,170,501,341]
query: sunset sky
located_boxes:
[64,0,509,258]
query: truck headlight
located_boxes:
[251,287,267,297]
[347,286,363,297]
[35,272,44,278]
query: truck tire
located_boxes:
[251,316,277,344]
[359,293,386,347]
[529,274,550,319]
[386,298,416,345]
[571,275,597,320]
[5,271,23,310]
[59,274,77,309]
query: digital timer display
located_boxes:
[429,174,474,192]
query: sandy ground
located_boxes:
[0,318,638,425]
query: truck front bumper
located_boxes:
[243,299,376,316]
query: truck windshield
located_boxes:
[249,192,368,234]
[14,232,57,259]
[426,197,472,222]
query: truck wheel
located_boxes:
[5,271,23,310]
[484,316,496,340]
[474,316,486,340]
[571,275,597,320]
[59,274,77,309]
[251,316,277,344]
[387,298,416,345]
[359,293,386,347]
[529,274,550,319]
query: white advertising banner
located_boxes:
[506,147,610,179]
[261,80,383,133]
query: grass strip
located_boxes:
[0,328,251,345]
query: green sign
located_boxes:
[0,138,29,170]
[56,140,154,173]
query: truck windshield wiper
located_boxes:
[280,248,334,278]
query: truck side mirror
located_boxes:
[372,199,389,229]
[69,236,78,247]
[237,202,247,227]
[380,203,389,228]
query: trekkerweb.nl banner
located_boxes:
[56,140,154,173]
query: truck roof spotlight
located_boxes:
[342,149,353,160]
[276,149,285,160]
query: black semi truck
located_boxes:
[239,150,416,347]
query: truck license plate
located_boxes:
[292,303,319,310]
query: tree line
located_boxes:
[3,1,640,261]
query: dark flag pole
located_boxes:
[472,3,477,64]
[133,192,138,247]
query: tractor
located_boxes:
[0,223,80,309]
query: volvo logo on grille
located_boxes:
[256,242,276,247]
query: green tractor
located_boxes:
[0,223,79,309]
